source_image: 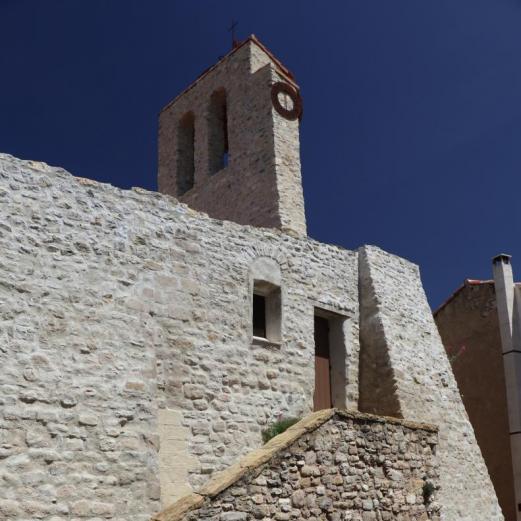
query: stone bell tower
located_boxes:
[158,35,306,237]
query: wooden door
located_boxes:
[313,315,332,410]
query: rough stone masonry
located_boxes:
[0,35,502,521]
[155,410,440,521]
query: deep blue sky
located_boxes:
[2,1,521,309]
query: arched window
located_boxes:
[208,88,229,175]
[176,111,195,196]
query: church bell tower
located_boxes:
[158,35,306,237]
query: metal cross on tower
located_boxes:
[228,20,239,49]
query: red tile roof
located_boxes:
[433,279,494,316]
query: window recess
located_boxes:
[252,280,281,345]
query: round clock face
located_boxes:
[271,81,302,121]
[277,90,295,112]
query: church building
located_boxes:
[0,35,503,521]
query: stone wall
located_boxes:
[0,153,359,516]
[154,410,440,521]
[0,153,502,519]
[0,157,162,520]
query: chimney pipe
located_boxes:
[493,254,514,353]
[492,254,521,519]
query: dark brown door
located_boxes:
[314,316,332,410]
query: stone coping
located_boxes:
[335,408,438,433]
[151,408,438,521]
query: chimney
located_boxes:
[493,254,515,353]
[492,254,521,519]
